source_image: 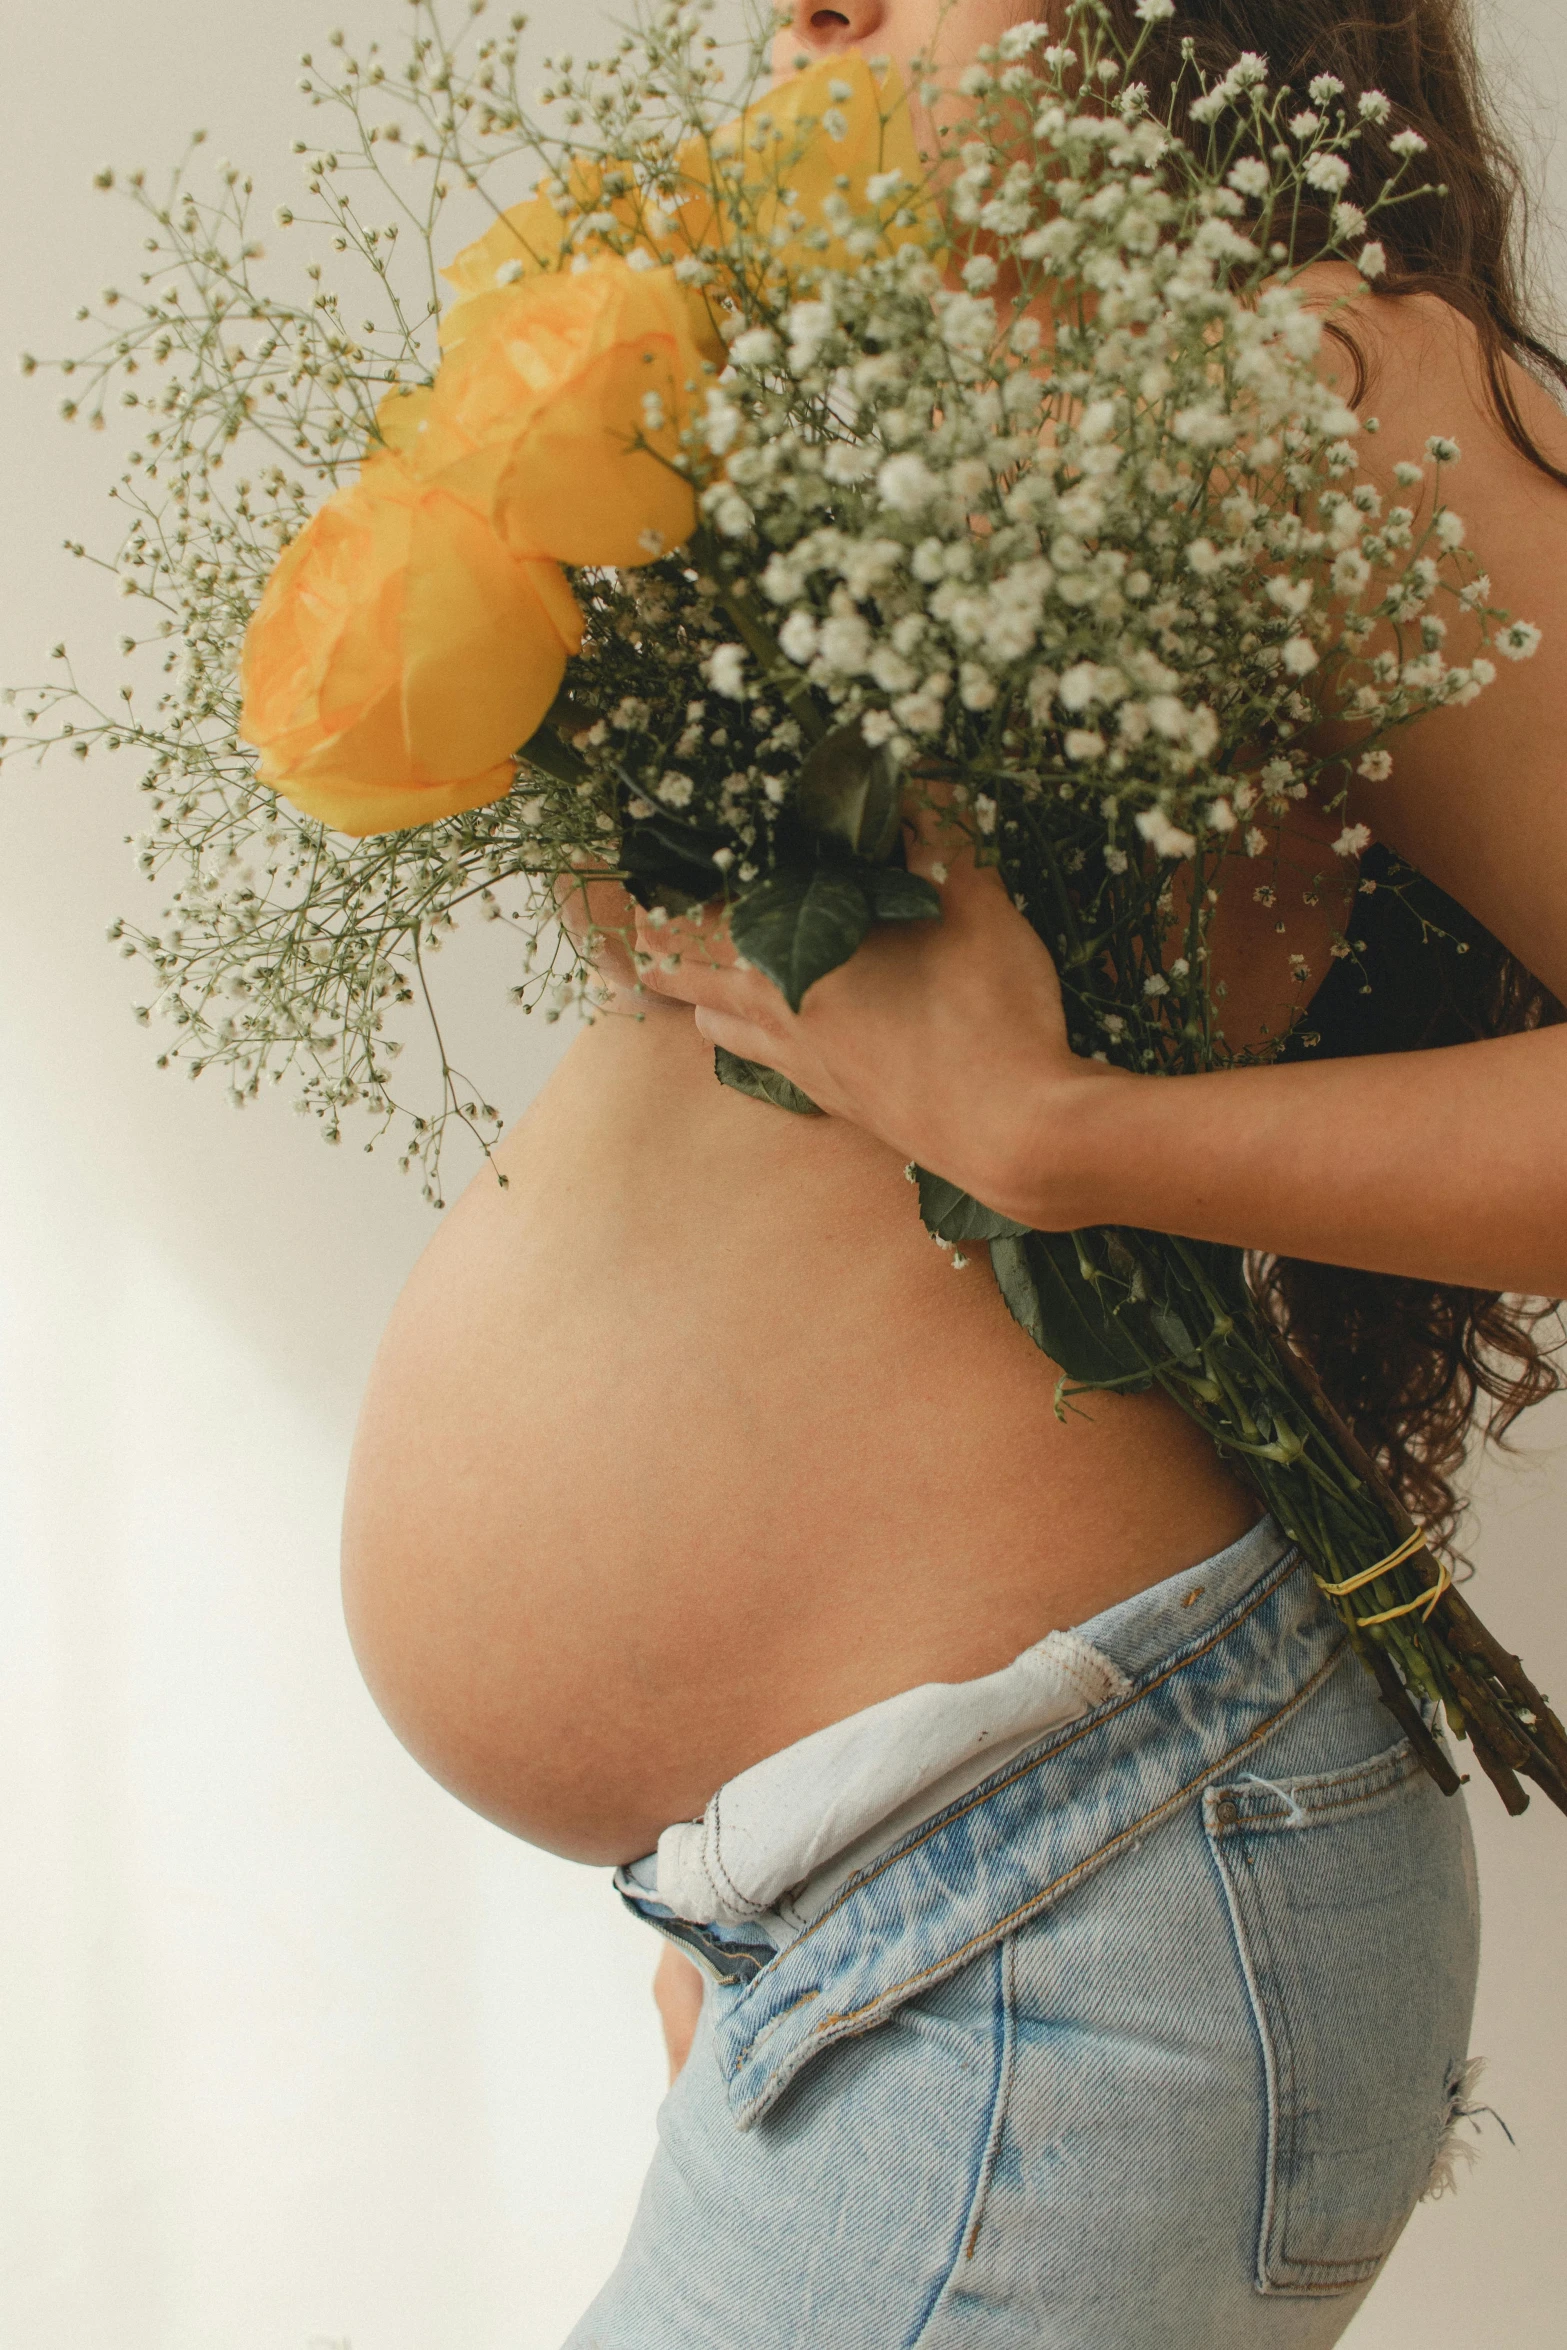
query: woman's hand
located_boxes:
[635,802,1107,1223]
[635,779,1567,1296]
[653,1943,705,2085]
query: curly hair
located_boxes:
[1260,848,1565,1549]
[1100,0,1567,1544]
[1104,0,1567,476]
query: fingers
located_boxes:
[636,905,806,1077]
[555,866,643,994]
[692,1002,790,1065]
[633,899,732,970]
[899,780,997,888]
[901,795,1018,935]
[638,939,754,1014]
[634,902,780,1024]
[653,1944,705,2085]
[901,777,968,861]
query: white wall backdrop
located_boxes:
[2,5,1564,2345]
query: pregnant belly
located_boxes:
[340,999,1256,1864]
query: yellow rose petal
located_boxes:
[439,161,684,349]
[372,382,435,460]
[675,55,939,299]
[240,461,580,837]
[413,261,706,568]
[442,188,576,306]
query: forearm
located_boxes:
[1016,1025,1567,1297]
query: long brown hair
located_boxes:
[1104,0,1567,1545]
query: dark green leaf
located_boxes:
[990,1233,1048,1351]
[619,804,735,913]
[794,722,903,863]
[990,1229,1154,1389]
[1149,1304,1199,1362]
[729,867,872,1012]
[516,722,588,788]
[865,866,943,924]
[915,1167,1030,1244]
[713,1045,823,1116]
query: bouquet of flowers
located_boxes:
[8,0,1565,1813]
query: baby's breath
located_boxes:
[1,0,1522,1171]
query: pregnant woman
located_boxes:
[341,1,1567,2342]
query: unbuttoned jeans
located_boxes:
[568,1523,1480,2349]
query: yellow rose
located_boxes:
[442,186,581,318]
[369,381,434,460]
[441,159,654,287]
[441,171,724,365]
[239,459,582,837]
[438,59,933,344]
[412,260,707,569]
[679,55,939,297]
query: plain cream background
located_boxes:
[1,4,1564,2343]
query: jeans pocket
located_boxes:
[1204,1734,1479,2298]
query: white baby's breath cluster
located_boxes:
[3,0,771,1198]
[549,4,1525,1068]
[2,0,1536,1185]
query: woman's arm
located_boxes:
[634,834,1567,1296]
[637,296,1567,1300]
[1018,1023,1567,1296]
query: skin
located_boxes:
[638,296,1567,1298]
[337,0,1567,2074]
[653,1941,706,2083]
[770,0,1024,148]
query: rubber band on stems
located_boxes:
[1315,1528,1453,1626]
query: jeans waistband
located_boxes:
[698,1532,1344,2128]
[1071,1509,1293,1676]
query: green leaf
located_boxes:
[728,867,872,1012]
[619,803,735,913]
[1149,1303,1200,1362]
[794,722,903,863]
[990,1229,1154,1390]
[713,1045,823,1117]
[915,1167,1030,1245]
[990,1233,1048,1351]
[516,722,588,788]
[864,866,943,923]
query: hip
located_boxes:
[573,1525,1482,2349]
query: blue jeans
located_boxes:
[569,1520,1480,2348]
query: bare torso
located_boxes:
[341,808,1350,1863]
[341,270,1567,1869]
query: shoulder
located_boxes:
[1298,260,1567,492]
[1290,268,1567,996]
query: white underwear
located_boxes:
[631,1625,1132,1945]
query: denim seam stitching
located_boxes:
[706,1787,751,1918]
[1207,1762,1410,2296]
[962,1932,1016,2265]
[782,1637,1348,2055]
[1207,1786,1292,2294]
[738,1984,820,2061]
[768,1545,1309,1966]
[1283,2255,1392,2271]
[1050,1628,1133,1710]
[906,1937,1015,2350]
